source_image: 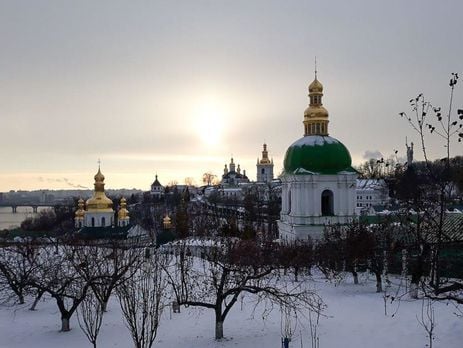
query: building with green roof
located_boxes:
[278,73,358,241]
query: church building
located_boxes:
[74,166,130,228]
[278,73,357,241]
[221,157,250,186]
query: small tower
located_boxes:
[406,138,414,167]
[117,197,130,227]
[74,198,85,228]
[229,157,236,172]
[256,143,274,183]
[163,213,172,229]
[150,174,165,198]
[303,71,329,136]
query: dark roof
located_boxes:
[152,175,162,187]
[222,171,247,179]
[77,225,132,239]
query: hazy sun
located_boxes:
[194,98,227,146]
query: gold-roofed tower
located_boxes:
[163,213,172,229]
[303,61,329,136]
[117,197,130,227]
[74,198,85,228]
[256,143,274,183]
[85,165,113,213]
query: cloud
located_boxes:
[363,150,383,160]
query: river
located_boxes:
[0,206,50,230]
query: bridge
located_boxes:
[0,203,61,213]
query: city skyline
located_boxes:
[1,0,462,191]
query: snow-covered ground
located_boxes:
[0,272,461,348]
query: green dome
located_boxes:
[283,135,355,175]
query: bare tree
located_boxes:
[163,239,322,340]
[398,73,463,301]
[70,242,142,312]
[77,291,104,348]
[117,249,167,348]
[28,243,93,331]
[202,172,217,186]
[417,298,436,348]
[0,242,40,305]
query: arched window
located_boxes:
[101,217,106,227]
[91,217,95,227]
[321,190,334,216]
[261,168,265,174]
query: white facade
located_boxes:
[355,179,389,213]
[278,173,357,241]
[84,211,115,228]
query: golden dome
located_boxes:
[75,198,85,218]
[163,214,172,228]
[86,167,113,212]
[308,78,323,94]
[118,197,129,220]
[303,74,329,136]
[94,168,105,182]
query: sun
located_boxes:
[194,98,227,146]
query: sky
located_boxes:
[1,0,462,191]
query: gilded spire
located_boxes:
[259,143,271,164]
[303,65,329,136]
[86,165,113,212]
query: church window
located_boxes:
[261,168,265,174]
[102,217,106,227]
[321,190,334,216]
[316,123,321,134]
[91,217,95,227]
[321,123,325,134]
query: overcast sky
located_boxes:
[1,0,462,191]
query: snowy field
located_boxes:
[0,272,461,348]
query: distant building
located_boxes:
[355,179,389,213]
[256,143,274,183]
[150,174,165,198]
[221,157,250,186]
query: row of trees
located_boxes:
[0,237,322,346]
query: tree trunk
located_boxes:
[18,292,25,305]
[30,290,44,311]
[375,272,382,293]
[215,320,224,340]
[294,267,299,282]
[61,316,70,332]
[101,299,108,312]
[352,271,359,285]
[410,282,419,299]
[215,303,224,340]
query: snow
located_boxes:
[0,272,462,348]
[290,135,339,147]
